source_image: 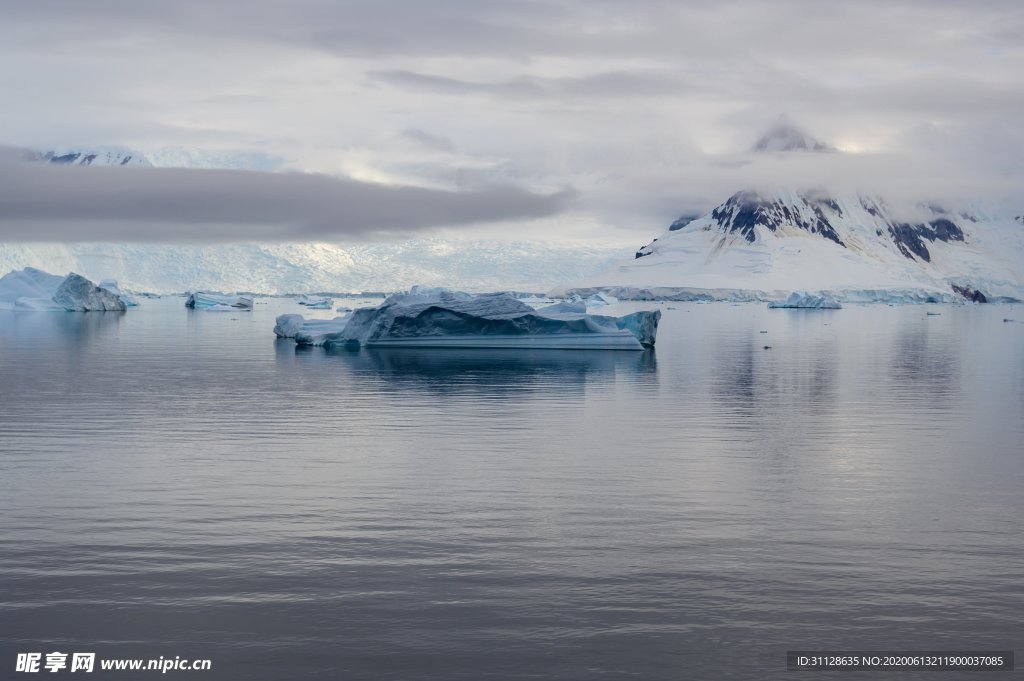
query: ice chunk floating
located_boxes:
[297,294,333,309]
[185,291,254,310]
[274,313,352,345]
[277,289,660,350]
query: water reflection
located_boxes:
[0,309,125,347]
[889,321,959,399]
[0,311,126,395]
[275,343,658,398]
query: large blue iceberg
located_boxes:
[276,288,660,350]
[185,291,254,310]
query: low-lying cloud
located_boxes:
[0,148,575,242]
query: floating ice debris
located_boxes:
[279,287,660,350]
[926,312,941,316]
[768,291,842,309]
[0,268,128,311]
[185,291,254,310]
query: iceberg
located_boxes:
[275,314,353,345]
[0,268,127,311]
[98,279,139,306]
[767,291,843,309]
[53,273,128,311]
[297,294,332,309]
[273,314,307,338]
[281,288,660,350]
[0,267,64,310]
[185,291,254,310]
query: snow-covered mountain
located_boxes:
[561,189,1023,302]
[0,240,630,294]
[560,126,1023,302]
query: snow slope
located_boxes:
[561,189,1024,302]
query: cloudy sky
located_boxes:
[1,0,1022,243]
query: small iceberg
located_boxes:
[584,291,618,307]
[297,294,333,309]
[185,291,254,310]
[275,313,353,345]
[1,267,128,311]
[277,287,660,350]
[768,291,842,309]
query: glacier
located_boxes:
[0,268,128,311]
[278,288,660,351]
[767,291,843,309]
[0,239,631,296]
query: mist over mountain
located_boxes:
[750,123,835,153]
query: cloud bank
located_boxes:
[0,148,573,242]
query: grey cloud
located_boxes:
[399,128,456,152]
[370,71,547,98]
[0,148,574,242]
[5,0,1021,61]
[369,69,696,100]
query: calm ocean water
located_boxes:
[1,298,1022,679]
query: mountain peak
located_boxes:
[30,147,152,167]
[751,123,834,153]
